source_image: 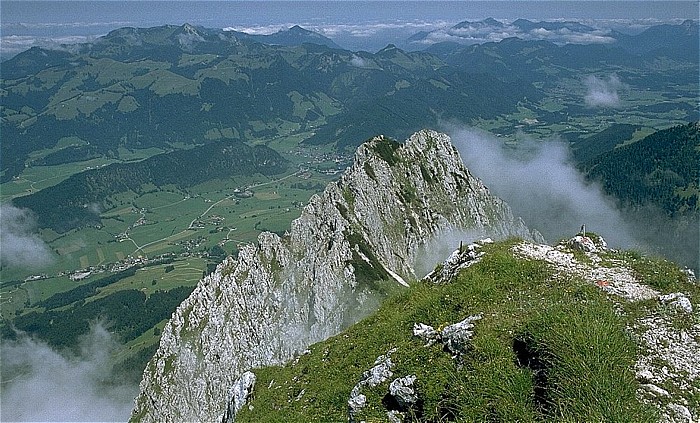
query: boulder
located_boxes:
[388,375,417,410]
[441,314,482,357]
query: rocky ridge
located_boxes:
[231,234,698,422]
[130,130,537,422]
[513,236,699,422]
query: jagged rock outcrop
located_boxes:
[348,348,398,422]
[130,129,537,422]
[220,372,256,423]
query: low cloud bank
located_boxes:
[445,126,699,271]
[1,324,137,422]
[0,204,54,270]
[0,35,98,57]
[417,23,615,47]
[446,126,637,248]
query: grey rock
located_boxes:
[683,268,696,284]
[567,235,598,253]
[347,393,367,416]
[635,368,655,383]
[667,403,694,423]
[425,241,486,284]
[413,314,482,359]
[412,323,439,346]
[441,314,482,357]
[386,410,403,423]
[361,349,396,388]
[349,348,397,422]
[389,375,418,410]
[640,383,670,398]
[221,371,256,423]
[659,292,693,313]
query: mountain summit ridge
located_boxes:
[233,234,698,423]
[130,130,537,422]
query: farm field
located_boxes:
[475,74,696,143]
[0,139,346,318]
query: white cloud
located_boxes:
[411,20,617,48]
[445,125,638,248]
[0,35,99,56]
[584,74,627,108]
[349,54,368,68]
[0,204,54,270]
[223,25,286,35]
[1,324,137,422]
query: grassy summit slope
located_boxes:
[236,237,698,422]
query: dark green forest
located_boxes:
[3,286,194,352]
[585,122,699,216]
[569,124,641,163]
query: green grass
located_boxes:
[90,258,207,301]
[0,157,119,201]
[236,240,658,422]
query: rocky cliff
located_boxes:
[130,130,537,422]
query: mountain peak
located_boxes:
[130,130,536,422]
[252,25,341,49]
[453,17,504,30]
[288,24,308,33]
[180,23,200,35]
[377,44,402,55]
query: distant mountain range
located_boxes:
[1,23,535,184]
[224,24,343,50]
[408,17,698,59]
[2,19,698,226]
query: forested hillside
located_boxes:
[585,122,699,216]
[568,124,641,163]
[0,24,534,183]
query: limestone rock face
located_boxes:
[130,130,536,422]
